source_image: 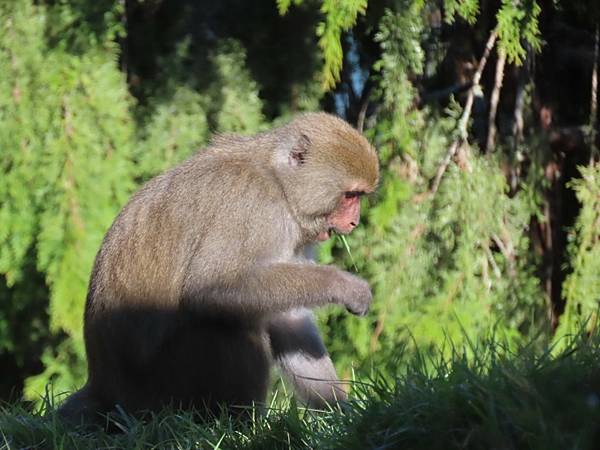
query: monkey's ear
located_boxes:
[288,134,311,167]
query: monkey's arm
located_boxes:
[269,308,347,407]
[183,262,371,316]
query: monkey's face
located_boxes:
[274,112,379,243]
[317,191,364,241]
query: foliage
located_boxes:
[278,0,368,90]
[443,0,543,64]
[439,0,543,64]
[281,0,542,94]
[443,0,480,24]
[496,0,542,64]
[207,41,266,134]
[134,38,266,180]
[0,0,135,400]
[134,85,209,181]
[557,163,600,337]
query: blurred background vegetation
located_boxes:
[1,0,599,405]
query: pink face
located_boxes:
[317,191,363,241]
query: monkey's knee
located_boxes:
[277,353,347,409]
[296,375,348,408]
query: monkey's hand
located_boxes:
[336,272,372,316]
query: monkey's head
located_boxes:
[273,113,379,242]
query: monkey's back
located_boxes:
[88,145,293,310]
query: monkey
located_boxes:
[58,112,379,424]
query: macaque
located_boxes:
[58,112,379,423]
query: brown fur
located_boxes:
[59,112,379,423]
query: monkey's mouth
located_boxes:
[317,228,334,241]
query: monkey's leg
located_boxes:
[268,308,347,408]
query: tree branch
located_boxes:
[356,78,373,133]
[429,30,498,195]
[512,58,529,150]
[589,25,599,164]
[485,49,506,153]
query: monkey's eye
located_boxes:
[344,191,364,199]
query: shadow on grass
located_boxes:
[2,331,600,449]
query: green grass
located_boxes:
[2,335,600,449]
